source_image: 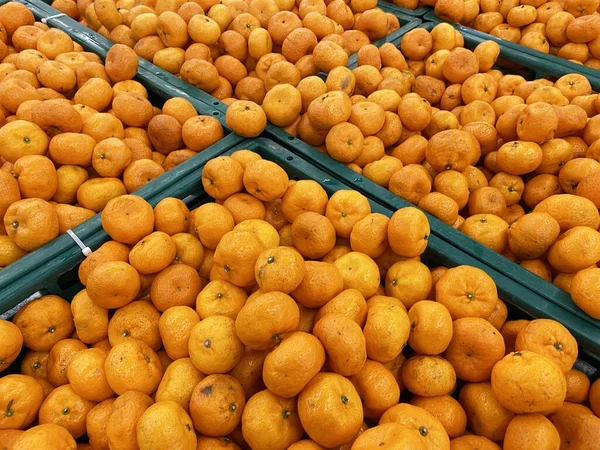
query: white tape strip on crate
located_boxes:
[66,229,92,257]
[0,291,42,320]
[41,13,67,24]
[0,229,91,318]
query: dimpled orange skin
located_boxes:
[262,332,326,398]
[298,372,364,448]
[491,351,567,414]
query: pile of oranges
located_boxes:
[50,0,402,106]
[231,23,600,321]
[432,0,600,70]
[42,0,600,319]
[1,151,600,449]
[0,2,225,267]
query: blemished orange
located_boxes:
[491,351,567,414]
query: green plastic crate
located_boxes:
[0,0,247,315]
[423,11,600,91]
[2,137,598,379]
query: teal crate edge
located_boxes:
[423,11,600,91]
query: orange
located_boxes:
[38,384,96,439]
[459,382,514,442]
[158,307,200,361]
[225,100,267,138]
[128,231,176,275]
[387,207,430,258]
[193,203,235,250]
[507,212,560,260]
[445,317,505,382]
[212,230,266,287]
[20,350,49,379]
[548,227,600,273]
[351,423,426,450]
[188,315,244,373]
[549,402,600,449]
[515,319,578,373]
[243,162,289,205]
[107,300,161,350]
[291,211,336,259]
[254,246,304,293]
[235,291,300,350]
[460,214,509,254]
[291,261,343,309]
[325,190,371,239]
[223,193,266,224]
[534,194,600,232]
[106,391,154,450]
[388,164,432,205]
[136,401,197,449]
[314,288,368,327]
[449,435,500,449]
[263,331,325,398]
[13,295,73,352]
[86,261,140,309]
[401,355,456,397]
[297,372,363,448]
[4,198,59,252]
[195,279,247,320]
[201,156,244,201]
[409,395,467,439]
[324,122,364,163]
[153,198,190,236]
[349,359,400,420]
[101,195,154,245]
[408,301,453,355]
[313,313,367,376]
[334,251,380,299]
[66,348,114,402]
[46,339,87,387]
[0,374,44,430]
[379,403,451,450]
[104,339,163,395]
[572,268,600,320]
[189,374,245,437]
[564,369,590,404]
[155,358,204,412]
[10,424,76,450]
[363,296,410,363]
[491,351,567,414]
[241,389,304,450]
[425,129,480,173]
[230,349,268,401]
[435,266,497,320]
[503,413,561,450]
[0,319,23,373]
[78,241,130,287]
[385,260,432,309]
